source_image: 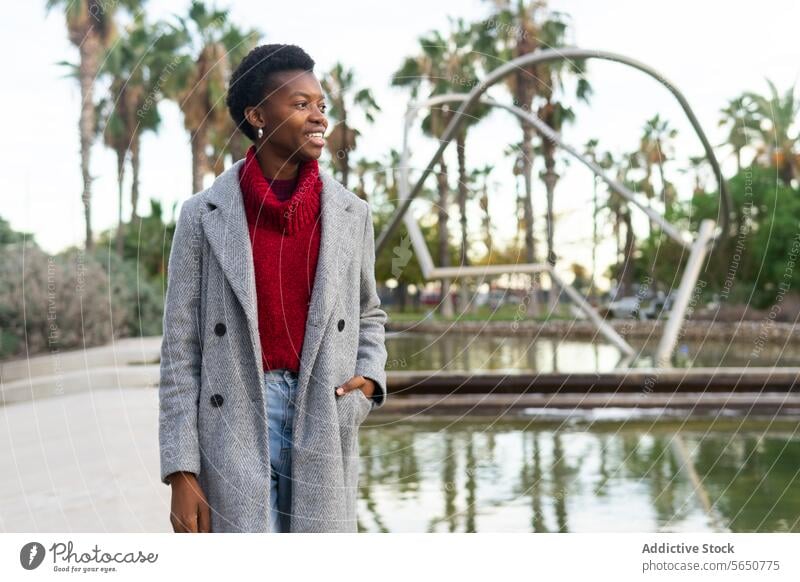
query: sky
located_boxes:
[2,0,799,290]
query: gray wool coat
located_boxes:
[158,158,388,533]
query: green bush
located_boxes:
[0,240,165,360]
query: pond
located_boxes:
[357,416,800,532]
[385,331,800,371]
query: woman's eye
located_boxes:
[295,102,327,112]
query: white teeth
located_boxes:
[306,132,323,138]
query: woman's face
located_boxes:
[245,69,329,163]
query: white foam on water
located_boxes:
[520,406,688,421]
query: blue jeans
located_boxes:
[265,368,298,533]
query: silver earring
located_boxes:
[257,127,264,139]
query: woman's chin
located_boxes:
[296,147,324,162]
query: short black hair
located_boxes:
[226,44,316,141]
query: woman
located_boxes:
[158,44,388,533]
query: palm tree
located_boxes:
[470,165,495,261]
[532,11,591,312]
[501,140,542,312]
[469,164,495,313]
[321,62,381,189]
[451,19,493,314]
[374,148,402,208]
[97,14,178,254]
[391,29,457,317]
[477,0,549,269]
[404,18,496,315]
[94,94,128,256]
[393,18,493,316]
[479,1,588,315]
[582,139,613,299]
[535,13,591,262]
[352,158,383,202]
[207,22,260,172]
[609,152,638,298]
[164,1,237,194]
[745,80,800,186]
[46,0,140,251]
[717,94,759,173]
[639,114,678,217]
[682,155,709,196]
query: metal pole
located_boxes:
[655,219,716,367]
[548,266,636,357]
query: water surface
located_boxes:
[358,416,800,532]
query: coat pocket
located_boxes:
[353,388,372,425]
[335,387,371,429]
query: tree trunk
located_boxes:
[78,34,101,252]
[521,125,536,264]
[456,131,471,315]
[212,150,226,176]
[543,167,557,266]
[437,159,453,318]
[115,149,126,257]
[480,184,492,254]
[620,208,636,297]
[398,282,407,313]
[130,132,141,220]
[542,159,559,314]
[520,124,540,318]
[341,146,350,190]
[230,130,248,163]
[191,125,209,194]
[340,115,351,189]
[657,158,669,211]
[591,177,598,299]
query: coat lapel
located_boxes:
[200,159,359,373]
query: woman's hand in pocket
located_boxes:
[335,376,375,399]
[168,471,211,533]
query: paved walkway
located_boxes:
[0,387,170,532]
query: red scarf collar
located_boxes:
[239,145,322,235]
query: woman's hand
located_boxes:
[168,471,211,533]
[335,376,375,399]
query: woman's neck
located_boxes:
[254,143,300,180]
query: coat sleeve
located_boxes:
[353,203,389,409]
[158,199,204,485]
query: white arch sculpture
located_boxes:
[380,48,730,367]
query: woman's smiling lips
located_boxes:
[304,130,325,148]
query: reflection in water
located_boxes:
[386,331,615,373]
[357,418,800,532]
[386,331,800,372]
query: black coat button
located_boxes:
[214,322,226,336]
[338,319,345,332]
[210,394,224,407]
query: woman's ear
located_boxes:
[244,105,265,134]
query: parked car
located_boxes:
[641,292,675,320]
[606,296,643,319]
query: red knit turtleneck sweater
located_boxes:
[239,145,323,372]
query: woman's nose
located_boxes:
[309,104,326,122]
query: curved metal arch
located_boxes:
[376,47,733,256]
